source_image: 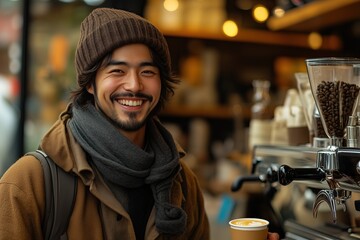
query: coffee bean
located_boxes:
[313,117,327,137]
[316,81,360,138]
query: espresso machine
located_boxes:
[232,58,360,239]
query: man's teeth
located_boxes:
[119,99,143,106]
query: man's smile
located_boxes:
[118,99,144,107]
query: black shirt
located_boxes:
[128,184,154,240]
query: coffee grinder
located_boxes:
[306,58,360,147]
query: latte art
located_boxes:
[232,219,266,227]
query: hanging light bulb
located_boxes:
[252,4,269,23]
[273,6,285,18]
[163,0,179,12]
[222,20,238,37]
[308,32,323,50]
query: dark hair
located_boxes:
[70,46,180,115]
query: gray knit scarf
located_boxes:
[68,103,187,235]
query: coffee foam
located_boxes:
[229,218,269,230]
[234,220,264,227]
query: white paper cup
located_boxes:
[229,218,269,240]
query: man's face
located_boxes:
[88,43,161,132]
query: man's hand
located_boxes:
[268,232,280,240]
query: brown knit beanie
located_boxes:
[75,8,171,82]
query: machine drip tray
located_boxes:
[284,220,360,240]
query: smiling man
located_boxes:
[0,8,210,240]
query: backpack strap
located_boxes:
[179,164,188,207]
[26,150,77,240]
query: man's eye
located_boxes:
[142,70,154,75]
[109,69,124,74]
[142,68,158,76]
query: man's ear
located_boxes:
[87,83,94,95]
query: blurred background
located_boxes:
[1,0,360,239]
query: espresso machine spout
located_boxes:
[312,189,350,223]
[313,190,338,223]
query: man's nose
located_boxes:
[124,72,143,92]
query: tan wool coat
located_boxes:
[0,107,210,240]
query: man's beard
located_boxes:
[110,111,148,131]
[92,89,153,131]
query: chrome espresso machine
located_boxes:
[232,58,360,239]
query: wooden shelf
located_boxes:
[162,27,342,51]
[160,105,251,119]
[267,0,360,32]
